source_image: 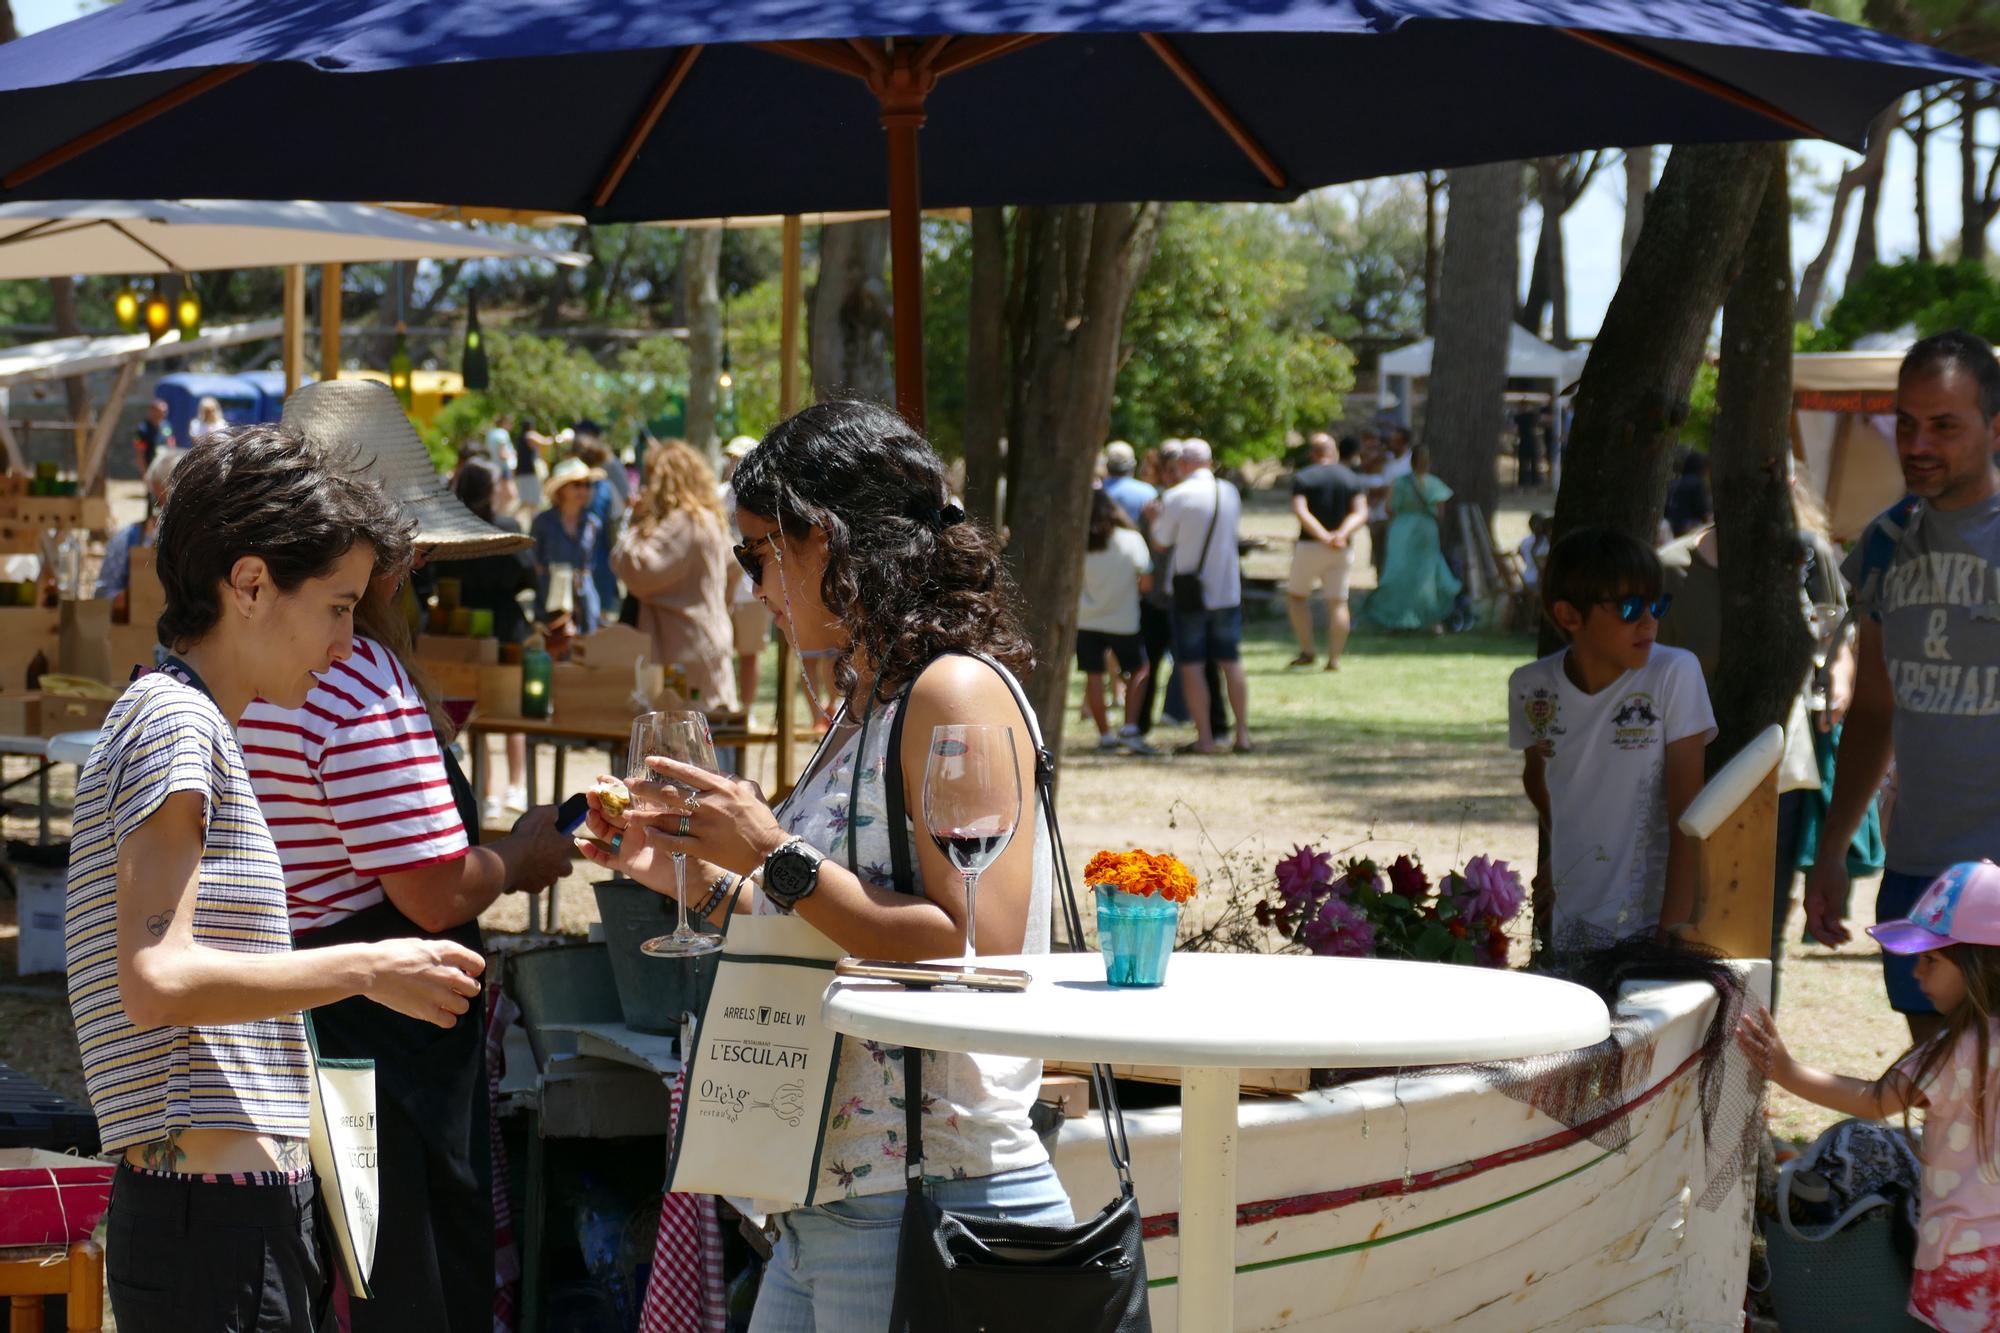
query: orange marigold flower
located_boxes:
[1085,849,1198,903]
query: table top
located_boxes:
[466,713,774,745]
[822,952,1611,1070]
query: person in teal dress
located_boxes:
[1365,446,1461,630]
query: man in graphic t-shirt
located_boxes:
[1808,330,2000,1043]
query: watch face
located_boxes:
[771,845,817,900]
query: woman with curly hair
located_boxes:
[609,438,740,711]
[576,399,1067,1331]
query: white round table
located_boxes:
[823,951,1610,1331]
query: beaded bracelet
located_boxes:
[695,872,737,921]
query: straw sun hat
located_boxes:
[544,455,604,500]
[281,379,531,561]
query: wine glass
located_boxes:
[638,711,723,958]
[1808,601,1844,711]
[922,725,1021,960]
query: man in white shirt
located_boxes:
[1146,438,1250,754]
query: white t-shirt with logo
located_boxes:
[1507,645,1715,948]
[1078,527,1152,635]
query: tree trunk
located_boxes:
[1425,161,1520,565]
[0,1,17,44]
[1003,203,1163,755]
[1963,82,1988,264]
[808,220,892,407]
[1422,171,1444,337]
[1797,112,1892,323]
[1621,146,1653,271]
[962,207,1007,529]
[1910,95,1935,264]
[1549,142,1776,582]
[681,225,723,460]
[1711,148,1814,773]
[1842,105,1898,294]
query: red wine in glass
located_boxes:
[922,724,1021,959]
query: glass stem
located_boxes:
[963,870,979,959]
[673,852,691,937]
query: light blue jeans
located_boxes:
[748,1161,1074,1333]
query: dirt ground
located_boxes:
[0,485,1908,1148]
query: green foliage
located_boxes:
[481,331,607,432]
[418,391,493,472]
[1801,258,2000,351]
[720,268,810,444]
[922,219,973,458]
[606,335,689,440]
[1289,180,1429,340]
[1682,361,1720,452]
[1113,204,1355,463]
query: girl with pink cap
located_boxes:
[1739,859,2000,1329]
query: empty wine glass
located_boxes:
[922,724,1021,959]
[638,710,723,958]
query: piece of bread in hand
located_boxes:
[593,775,633,820]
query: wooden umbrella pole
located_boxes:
[872,53,936,433]
[282,264,306,395]
[319,263,343,383]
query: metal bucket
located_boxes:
[504,941,622,1065]
[592,877,718,1034]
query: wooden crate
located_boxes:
[551,662,670,732]
[5,497,113,531]
[414,634,499,665]
[0,691,112,739]
[417,659,523,719]
[1043,1059,1310,1098]
[105,624,161,683]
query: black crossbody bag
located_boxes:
[1170,476,1221,614]
[878,655,1151,1333]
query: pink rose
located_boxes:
[1461,855,1525,923]
[1302,896,1375,958]
[1275,845,1335,904]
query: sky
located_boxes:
[9,0,1988,340]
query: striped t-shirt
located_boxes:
[64,673,311,1154]
[238,638,467,933]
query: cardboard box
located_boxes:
[0,606,61,692]
[127,546,165,629]
[552,661,670,732]
[106,623,162,682]
[418,660,523,719]
[10,496,112,530]
[14,865,64,976]
[0,691,40,736]
[57,598,111,684]
[39,692,112,736]
[414,633,500,665]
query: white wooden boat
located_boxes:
[1052,728,1784,1331]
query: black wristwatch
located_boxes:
[763,838,826,911]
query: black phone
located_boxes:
[558,792,617,851]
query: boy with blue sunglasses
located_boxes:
[1509,528,1716,951]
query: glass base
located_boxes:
[641,930,722,958]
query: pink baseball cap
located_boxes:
[1869,861,2000,954]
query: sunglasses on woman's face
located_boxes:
[1599,594,1673,624]
[733,531,778,585]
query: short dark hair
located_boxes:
[1337,436,1360,461]
[1902,329,2000,420]
[154,425,414,650]
[1542,527,1662,636]
[731,399,1031,696]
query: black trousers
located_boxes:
[299,905,493,1333]
[1135,601,1175,735]
[106,1162,329,1333]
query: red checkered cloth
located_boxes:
[637,1069,726,1333]
[486,984,522,1333]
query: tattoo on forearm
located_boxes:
[138,1129,185,1171]
[274,1138,309,1171]
[145,909,173,938]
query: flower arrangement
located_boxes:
[1083,849,1199,904]
[1256,849,1524,968]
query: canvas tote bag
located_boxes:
[305,1015,381,1298]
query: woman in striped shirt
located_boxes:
[65,425,487,1333]
[238,378,575,1332]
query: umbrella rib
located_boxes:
[929,34,1052,79]
[0,217,72,248]
[844,37,890,76]
[104,219,181,271]
[592,44,705,209]
[1557,29,1821,137]
[2,64,253,190]
[755,40,875,81]
[1139,34,1287,190]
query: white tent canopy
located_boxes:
[0,199,586,278]
[1378,325,1591,386]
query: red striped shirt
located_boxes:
[239,639,468,932]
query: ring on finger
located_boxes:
[684,790,704,812]
[678,814,693,838]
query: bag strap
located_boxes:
[1190,475,1222,582]
[883,655,1134,1196]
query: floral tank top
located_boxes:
[765,670,1053,1201]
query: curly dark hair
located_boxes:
[730,399,1031,697]
[154,424,414,650]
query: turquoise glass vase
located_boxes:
[1094,885,1180,987]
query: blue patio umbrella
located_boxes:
[0,0,1988,427]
